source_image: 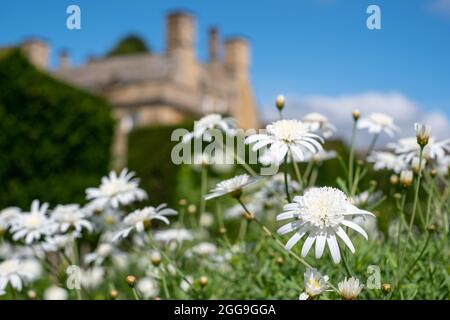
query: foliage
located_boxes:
[128,121,192,207]
[0,49,114,208]
[106,35,150,57]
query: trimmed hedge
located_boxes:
[0,50,114,208]
[128,122,192,207]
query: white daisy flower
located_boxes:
[277,187,374,264]
[399,170,414,188]
[20,259,42,282]
[137,277,159,299]
[357,112,400,137]
[153,228,194,245]
[80,267,104,289]
[338,277,364,300]
[302,112,336,138]
[436,156,450,176]
[0,207,21,233]
[41,234,74,252]
[388,137,450,163]
[86,168,147,210]
[302,149,337,163]
[44,285,68,300]
[415,122,431,146]
[246,119,323,165]
[225,201,261,220]
[180,275,194,292]
[182,113,236,143]
[10,200,56,244]
[199,212,214,227]
[0,259,33,292]
[84,243,115,265]
[352,190,383,207]
[204,174,257,200]
[367,151,406,173]
[185,242,217,258]
[52,204,93,234]
[301,268,329,299]
[299,292,309,300]
[411,156,426,173]
[113,204,177,241]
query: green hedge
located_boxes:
[0,50,114,208]
[128,122,192,207]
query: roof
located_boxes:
[55,53,177,91]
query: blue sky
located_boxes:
[1,0,450,137]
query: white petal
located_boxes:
[335,227,355,253]
[341,220,369,240]
[315,234,326,259]
[285,229,307,250]
[301,235,316,257]
[326,234,341,264]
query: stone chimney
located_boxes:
[208,26,219,63]
[58,50,70,70]
[21,39,50,69]
[165,11,198,88]
[224,37,249,77]
[224,37,259,129]
[166,11,195,59]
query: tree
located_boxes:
[106,35,150,57]
[0,49,114,208]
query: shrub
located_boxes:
[127,121,192,207]
[0,49,114,208]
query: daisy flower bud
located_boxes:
[415,123,431,147]
[275,95,285,111]
[352,109,361,121]
[243,211,254,221]
[187,204,197,215]
[109,290,119,300]
[219,227,227,235]
[430,168,437,177]
[199,276,209,287]
[275,257,284,266]
[381,283,391,294]
[394,193,402,200]
[399,170,413,189]
[390,174,398,185]
[151,251,162,266]
[126,275,137,288]
[338,277,364,300]
[27,290,37,300]
[178,198,188,206]
[411,157,426,174]
[426,224,436,233]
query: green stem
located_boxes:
[395,194,406,290]
[146,234,200,294]
[341,252,354,278]
[161,274,170,299]
[364,133,379,161]
[291,154,303,190]
[238,219,248,242]
[283,157,292,202]
[200,165,208,216]
[409,147,424,234]
[399,232,432,284]
[72,239,83,300]
[132,287,140,300]
[348,120,358,192]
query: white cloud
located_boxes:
[262,91,450,147]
